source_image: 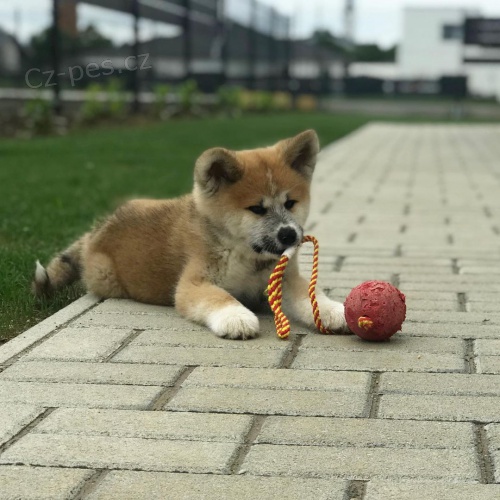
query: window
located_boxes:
[443,24,463,40]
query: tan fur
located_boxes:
[34,130,349,339]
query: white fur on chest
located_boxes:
[212,247,274,305]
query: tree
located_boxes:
[29,24,113,67]
[311,29,397,63]
[353,44,396,62]
[312,29,347,55]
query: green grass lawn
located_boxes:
[0,112,375,343]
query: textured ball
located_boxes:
[344,281,406,341]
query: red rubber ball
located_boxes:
[344,280,406,341]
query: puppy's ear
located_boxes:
[276,129,320,180]
[194,148,242,195]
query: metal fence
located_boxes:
[0,0,346,112]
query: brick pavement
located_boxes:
[1,123,500,499]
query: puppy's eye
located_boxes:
[247,205,267,215]
[284,199,297,210]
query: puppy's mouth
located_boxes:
[252,244,282,256]
[252,241,296,257]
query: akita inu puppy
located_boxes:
[33,130,348,339]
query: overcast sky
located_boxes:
[1,0,500,47]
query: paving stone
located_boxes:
[342,264,453,274]
[305,246,396,257]
[0,361,183,386]
[378,394,500,422]
[21,327,133,362]
[36,408,253,442]
[403,247,500,259]
[458,259,500,267]
[343,256,451,266]
[300,335,463,354]
[93,299,172,315]
[316,272,393,289]
[364,481,500,500]
[487,423,500,449]
[111,345,286,368]
[400,290,457,301]
[129,326,308,348]
[407,311,500,325]
[0,434,239,474]
[74,312,201,330]
[404,322,500,339]
[257,416,475,449]
[467,291,500,302]
[182,367,371,392]
[475,339,500,356]
[293,349,463,373]
[87,471,346,500]
[241,444,478,481]
[0,381,163,409]
[0,466,94,500]
[461,266,500,274]
[399,281,500,293]
[0,404,44,446]
[401,273,500,284]
[468,301,500,312]
[477,356,500,374]
[380,372,500,396]
[166,386,366,417]
[406,299,457,311]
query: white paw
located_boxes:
[316,296,350,334]
[295,295,350,334]
[207,304,260,340]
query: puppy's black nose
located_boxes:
[278,227,298,246]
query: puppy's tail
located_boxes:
[32,234,87,297]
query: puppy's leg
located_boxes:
[282,258,349,334]
[175,270,259,340]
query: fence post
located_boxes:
[183,0,192,80]
[51,0,62,114]
[249,0,258,89]
[269,8,277,91]
[218,0,227,86]
[131,0,140,113]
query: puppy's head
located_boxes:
[193,129,319,258]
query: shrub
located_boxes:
[152,84,171,119]
[22,97,66,136]
[177,79,199,114]
[217,85,243,116]
[106,79,127,119]
[295,94,319,112]
[272,92,293,111]
[80,83,107,124]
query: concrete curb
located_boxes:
[0,294,100,365]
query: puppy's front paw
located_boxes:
[317,296,351,334]
[207,304,259,340]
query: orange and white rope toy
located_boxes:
[267,235,332,340]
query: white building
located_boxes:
[351,7,500,100]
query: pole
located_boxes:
[131,0,140,113]
[183,0,192,80]
[51,0,62,114]
[284,16,291,90]
[218,0,227,86]
[249,0,259,89]
[268,9,277,91]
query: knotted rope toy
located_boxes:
[267,235,332,340]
